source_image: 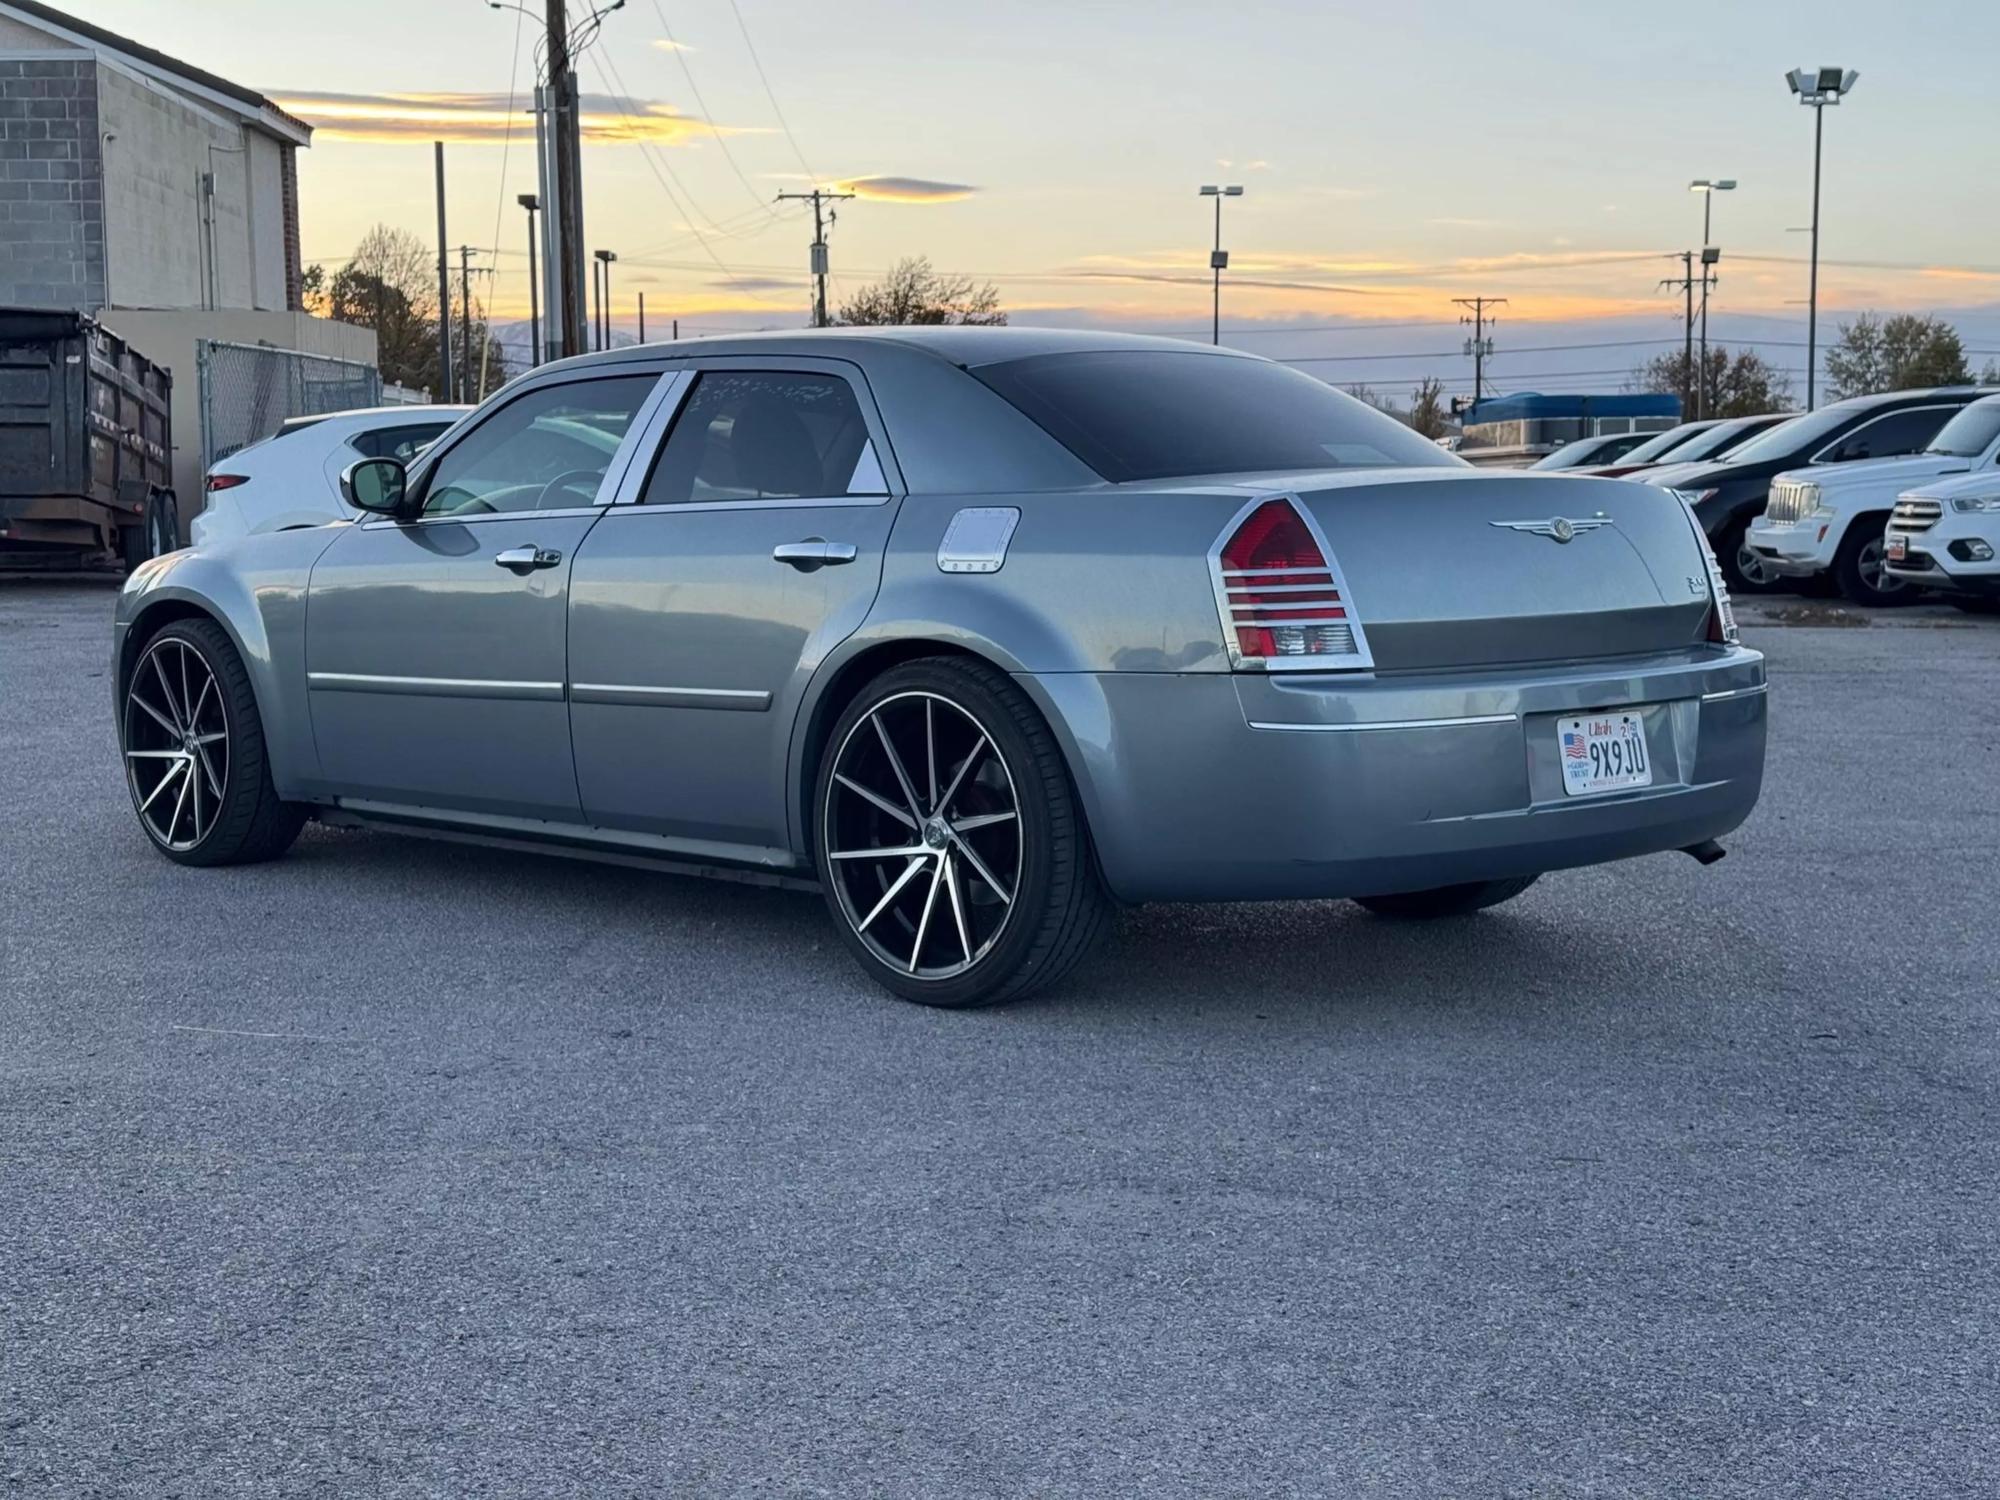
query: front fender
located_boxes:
[115,528,344,799]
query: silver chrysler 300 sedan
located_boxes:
[113,329,1767,1006]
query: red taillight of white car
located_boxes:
[1210,496,1374,670]
[205,473,249,492]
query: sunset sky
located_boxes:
[79,0,2000,393]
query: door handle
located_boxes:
[772,539,858,572]
[494,545,562,575]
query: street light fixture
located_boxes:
[593,247,617,350]
[1786,68,1858,410]
[1198,184,1243,346]
[1688,179,1736,417]
[518,193,541,368]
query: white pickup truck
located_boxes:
[1746,392,2000,604]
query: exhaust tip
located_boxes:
[1681,839,1727,866]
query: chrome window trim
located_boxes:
[593,493,894,517]
[1700,683,1768,703]
[306,672,565,702]
[1246,712,1518,733]
[570,683,773,711]
[360,505,603,531]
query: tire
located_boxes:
[1353,874,1540,920]
[121,617,306,867]
[813,656,1109,1007]
[1831,517,1911,607]
[1716,515,1784,595]
[119,492,178,571]
[117,523,150,571]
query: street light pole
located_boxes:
[593,249,616,349]
[1787,68,1857,411]
[1198,184,1243,345]
[518,193,540,369]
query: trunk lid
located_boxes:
[1290,470,1711,670]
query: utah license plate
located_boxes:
[1557,712,1653,797]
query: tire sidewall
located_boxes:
[813,661,1063,1006]
[126,621,253,863]
[1718,516,1783,595]
[1834,520,1909,607]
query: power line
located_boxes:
[645,0,781,225]
[481,1,527,394]
[728,0,816,182]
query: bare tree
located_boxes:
[323,225,448,394]
[1405,376,1450,439]
[833,257,1006,326]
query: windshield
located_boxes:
[971,351,1463,482]
[1724,403,1867,465]
[1675,416,1781,463]
[1615,422,1714,467]
[1924,402,2000,458]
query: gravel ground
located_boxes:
[2,579,1997,1498]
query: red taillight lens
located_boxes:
[1213,497,1365,666]
[205,473,248,492]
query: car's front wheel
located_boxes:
[1352,874,1540,919]
[813,657,1108,1007]
[122,618,306,866]
[1717,516,1783,595]
[1831,518,1910,607]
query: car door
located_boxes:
[304,368,672,821]
[566,357,903,860]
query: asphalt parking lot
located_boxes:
[3,578,1997,1498]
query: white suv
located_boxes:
[191,405,471,548]
[1747,393,2000,604]
[1883,470,2000,613]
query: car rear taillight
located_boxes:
[1210,496,1373,670]
[206,473,248,492]
[1671,491,1738,645]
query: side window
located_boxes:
[351,423,453,462]
[1819,408,1950,464]
[640,370,887,505]
[419,375,658,517]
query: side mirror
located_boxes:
[341,456,408,515]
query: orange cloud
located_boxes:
[270,89,724,146]
[831,176,978,203]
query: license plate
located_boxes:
[1558,712,1653,797]
[1886,532,1908,562]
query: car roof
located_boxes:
[277,405,472,430]
[529,325,1253,377]
[1827,386,1996,411]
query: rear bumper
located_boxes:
[1026,646,1767,903]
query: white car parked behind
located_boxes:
[191,405,472,548]
[1747,392,2000,605]
[1883,469,2000,613]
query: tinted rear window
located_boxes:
[970,350,1461,482]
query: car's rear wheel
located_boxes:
[123,618,305,866]
[1717,516,1783,595]
[1352,874,1540,919]
[813,657,1108,1007]
[1832,518,1910,607]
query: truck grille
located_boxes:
[1764,479,1818,524]
[1890,497,1942,533]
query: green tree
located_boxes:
[833,256,1006,326]
[323,224,448,394]
[1824,312,1970,399]
[1628,346,1793,418]
[1405,376,1451,438]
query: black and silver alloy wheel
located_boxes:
[124,635,228,853]
[823,690,1023,981]
[813,658,1108,1007]
[121,618,306,867]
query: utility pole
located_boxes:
[637,291,645,343]
[593,249,616,349]
[1660,253,1696,414]
[544,0,588,358]
[434,142,452,401]
[777,188,855,328]
[1453,296,1505,403]
[518,192,540,369]
[448,246,492,401]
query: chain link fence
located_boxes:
[196,340,384,471]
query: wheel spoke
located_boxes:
[188,674,214,731]
[188,749,204,841]
[856,856,929,933]
[828,842,930,862]
[871,712,926,821]
[952,833,1013,906]
[137,755,186,812]
[944,854,973,966]
[192,731,226,746]
[130,691,179,738]
[151,652,184,731]
[909,857,945,973]
[126,748,184,760]
[194,739,225,801]
[834,772,917,831]
[165,764,192,843]
[177,644,193,734]
[935,733,988,818]
[951,809,1017,835]
[925,699,937,813]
